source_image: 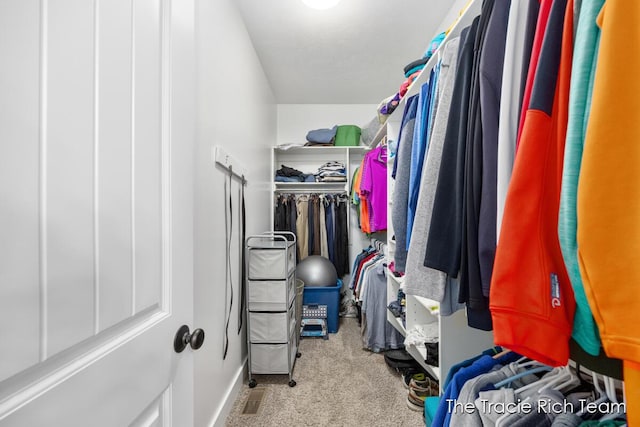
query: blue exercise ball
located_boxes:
[296,255,337,287]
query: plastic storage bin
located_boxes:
[334,125,361,146]
[302,279,341,333]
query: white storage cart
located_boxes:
[245,232,300,387]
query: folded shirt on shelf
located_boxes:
[306,125,337,144]
[315,161,347,182]
[275,164,316,182]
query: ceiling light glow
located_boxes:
[302,0,342,10]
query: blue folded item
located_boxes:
[423,32,446,60]
[403,57,429,75]
[404,64,426,78]
[306,125,337,144]
[275,175,303,182]
[275,174,316,182]
[424,396,440,426]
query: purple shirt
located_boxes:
[360,146,388,232]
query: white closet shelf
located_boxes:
[274,182,347,190]
[274,145,371,155]
[388,270,403,286]
[414,296,439,314]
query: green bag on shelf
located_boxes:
[334,125,361,146]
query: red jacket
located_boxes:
[490,0,575,367]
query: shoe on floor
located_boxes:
[409,376,439,395]
[406,387,434,412]
[402,370,426,389]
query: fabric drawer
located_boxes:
[247,274,295,311]
[248,245,295,280]
[249,331,297,374]
[249,303,296,343]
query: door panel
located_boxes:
[130,391,167,427]
[0,0,41,382]
[96,0,134,331]
[133,0,163,314]
[46,0,96,357]
[0,0,194,425]
[0,310,176,426]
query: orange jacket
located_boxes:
[578,1,640,423]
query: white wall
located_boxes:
[195,0,276,426]
[277,104,377,144]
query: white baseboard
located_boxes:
[210,357,248,427]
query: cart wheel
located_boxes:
[248,379,257,388]
[296,352,302,358]
[288,380,296,387]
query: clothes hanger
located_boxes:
[577,371,609,417]
[493,364,553,389]
[513,367,564,396]
[495,365,559,427]
[515,356,548,369]
[492,348,512,359]
[599,375,626,422]
[537,366,580,394]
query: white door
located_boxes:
[0,0,196,426]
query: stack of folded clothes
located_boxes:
[377,31,447,118]
[305,125,337,146]
[315,161,346,182]
[275,164,316,182]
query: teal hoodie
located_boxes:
[558,0,605,356]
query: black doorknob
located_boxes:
[174,325,206,353]
[190,328,205,350]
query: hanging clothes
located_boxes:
[458,0,495,331]
[423,17,479,280]
[351,244,403,353]
[496,0,539,238]
[490,0,575,367]
[353,159,372,234]
[477,0,512,300]
[319,195,328,258]
[558,0,604,357]
[407,77,433,248]
[295,195,309,261]
[577,0,640,423]
[275,193,348,277]
[311,195,321,256]
[515,0,554,150]
[391,95,419,272]
[325,195,336,265]
[403,36,463,313]
[333,195,350,277]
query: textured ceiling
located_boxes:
[236,0,457,104]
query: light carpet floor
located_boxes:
[225,317,425,426]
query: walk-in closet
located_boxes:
[1,0,637,425]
